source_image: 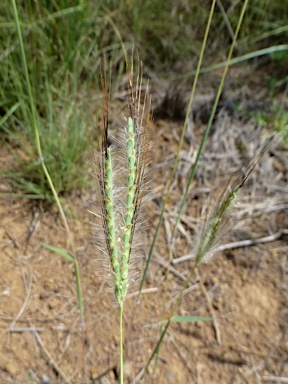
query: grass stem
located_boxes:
[120,305,124,384]
[171,0,250,241]
[138,0,217,302]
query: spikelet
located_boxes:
[95,58,151,308]
[194,136,274,265]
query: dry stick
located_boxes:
[170,338,195,377]
[172,230,288,265]
[9,261,32,331]
[196,269,221,345]
[166,283,199,309]
[155,254,187,281]
[11,254,70,383]
[7,327,43,333]
[262,377,288,383]
[34,331,72,384]
[127,287,158,299]
[216,0,235,43]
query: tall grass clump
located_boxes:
[1,0,287,201]
[94,59,151,383]
[0,0,126,200]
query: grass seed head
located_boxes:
[95,58,151,307]
[194,135,275,265]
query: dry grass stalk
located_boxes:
[194,136,275,265]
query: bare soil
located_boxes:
[0,71,287,384]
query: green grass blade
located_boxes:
[74,259,84,325]
[1,5,85,30]
[151,0,217,374]
[41,243,74,261]
[177,45,288,79]
[138,0,217,301]
[0,102,20,130]
[11,0,41,156]
[171,0,250,241]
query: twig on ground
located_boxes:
[166,282,199,308]
[196,269,221,345]
[9,262,32,330]
[155,253,187,281]
[6,327,43,333]
[233,202,288,218]
[262,377,288,383]
[170,337,195,376]
[167,213,192,243]
[24,206,41,253]
[127,287,158,299]
[130,367,145,384]
[172,230,288,264]
[34,331,72,384]
[4,228,19,249]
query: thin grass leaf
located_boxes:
[138,0,217,301]
[177,44,288,80]
[171,0,249,242]
[41,243,74,262]
[74,260,84,326]
[0,102,20,130]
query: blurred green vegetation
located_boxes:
[0,0,287,200]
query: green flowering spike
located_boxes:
[104,147,121,300]
[117,117,138,305]
[98,68,151,310]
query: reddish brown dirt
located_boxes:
[0,81,287,384]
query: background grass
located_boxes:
[0,0,287,200]
[0,1,287,383]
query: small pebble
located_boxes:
[42,375,50,383]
